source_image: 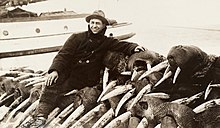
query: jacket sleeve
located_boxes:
[48,34,80,75]
[107,38,139,56]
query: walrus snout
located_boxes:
[167,56,178,71]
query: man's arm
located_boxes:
[46,33,83,86]
[48,34,80,74]
[107,38,145,55]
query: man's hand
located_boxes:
[45,71,59,86]
[134,46,145,53]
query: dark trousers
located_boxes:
[34,81,101,118]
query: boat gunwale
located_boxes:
[0,13,89,23]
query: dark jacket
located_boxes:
[49,27,138,90]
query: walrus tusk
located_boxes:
[5,97,30,123]
[59,104,76,119]
[138,60,168,80]
[33,82,44,87]
[131,68,138,81]
[100,84,133,101]
[193,98,220,113]
[13,74,31,82]
[204,84,220,100]
[172,97,191,104]
[0,93,15,107]
[103,67,110,90]
[143,92,170,100]
[9,96,23,111]
[60,104,85,128]
[10,66,29,71]
[49,103,75,127]
[25,77,46,87]
[19,76,41,85]
[0,93,7,101]
[0,93,14,103]
[70,103,105,128]
[0,70,19,77]
[154,71,172,88]
[129,84,153,109]
[147,63,151,71]
[0,70,29,77]
[39,70,48,76]
[172,91,204,105]
[97,80,117,102]
[45,107,61,127]
[104,111,131,128]
[173,67,181,84]
[115,88,136,116]
[13,73,39,82]
[154,123,161,128]
[0,105,10,121]
[204,84,212,100]
[19,72,46,77]
[60,103,74,114]
[12,99,39,127]
[136,117,148,128]
[91,108,114,128]
[121,71,132,75]
[64,89,78,96]
[128,84,152,110]
[163,64,170,77]
[210,84,220,87]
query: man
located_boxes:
[22,10,145,127]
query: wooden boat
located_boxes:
[0,0,135,70]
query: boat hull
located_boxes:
[0,17,134,70]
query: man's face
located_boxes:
[89,19,105,34]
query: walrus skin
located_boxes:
[167,45,220,101]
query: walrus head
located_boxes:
[128,49,165,71]
[103,51,127,74]
[0,78,19,95]
[167,45,208,72]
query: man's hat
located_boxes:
[86,10,109,25]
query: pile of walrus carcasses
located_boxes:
[0,45,220,128]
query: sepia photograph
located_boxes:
[0,0,220,127]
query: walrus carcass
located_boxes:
[166,45,220,101]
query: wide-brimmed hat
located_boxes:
[86,10,109,25]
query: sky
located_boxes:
[20,0,220,27]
